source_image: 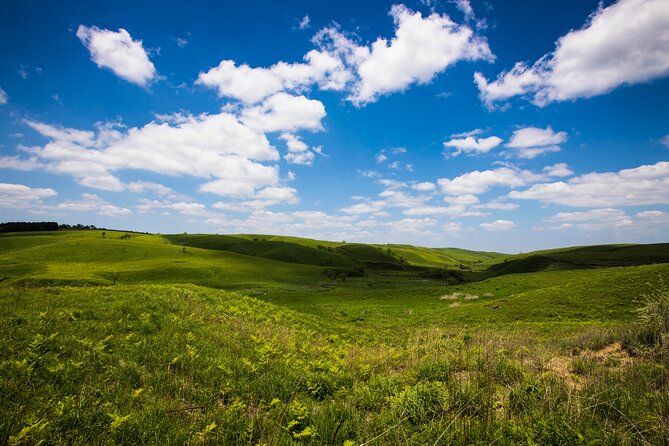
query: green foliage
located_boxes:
[1,230,669,444]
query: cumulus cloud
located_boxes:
[443,221,463,232]
[241,93,326,132]
[0,183,57,209]
[0,87,7,104]
[505,126,567,158]
[443,135,502,156]
[18,103,314,210]
[57,193,131,217]
[126,181,187,200]
[137,198,214,218]
[411,181,436,191]
[0,156,43,171]
[480,219,515,231]
[544,208,633,230]
[438,166,544,195]
[475,0,669,107]
[23,114,280,195]
[543,163,574,178]
[213,186,299,212]
[76,25,157,87]
[341,200,387,215]
[510,161,669,207]
[197,4,492,107]
[349,4,493,104]
[280,133,317,165]
[196,50,348,104]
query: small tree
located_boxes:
[102,231,106,238]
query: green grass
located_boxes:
[170,233,505,269]
[1,230,669,444]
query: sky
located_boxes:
[0,0,668,253]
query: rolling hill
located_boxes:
[2,229,669,444]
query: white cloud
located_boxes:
[454,0,475,22]
[375,152,388,163]
[197,4,491,108]
[137,198,213,217]
[403,205,487,217]
[637,210,669,219]
[76,25,157,87]
[543,208,633,230]
[57,193,131,217]
[24,119,96,146]
[0,183,57,209]
[475,0,669,107]
[299,15,311,30]
[0,87,7,104]
[443,194,479,205]
[438,166,543,195]
[126,181,187,200]
[451,128,483,138]
[411,181,435,191]
[22,112,283,199]
[349,4,493,104]
[0,156,42,171]
[543,162,574,178]
[480,219,515,231]
[510,161,669,207]
[280,133,317,166]
[359,169,381,178]
[392,147,407,154]
[506,126,566,148]
[505,126,567,158]
[476,197,519,210]
[443,135,502,156]
[661,134,669,147]
[341,200,387,215]
[213,186,300,212]
[443,221,463,232]
[196,50,348,104]
[241,93,326,132]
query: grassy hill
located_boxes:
[168,233,503,270]
[2,229,669,444]
[481,243,669,277]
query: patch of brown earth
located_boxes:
[545,342,634,389]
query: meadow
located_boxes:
[1,230,668,444]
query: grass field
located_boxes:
[1,230,668,444]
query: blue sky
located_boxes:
[1,0,668,252]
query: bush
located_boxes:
[637,281,669,339]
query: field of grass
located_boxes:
[1,230,669,444]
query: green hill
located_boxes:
[164,233,503,270]
[165,234,356,268]
[2,229,669,443]
[482,243,669,277]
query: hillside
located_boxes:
[167,233,502,270]
[482,243,669,277]
[2,230,669,444]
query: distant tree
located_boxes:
[109,272,120,285]
[0,221,58,232]
[102,232,106,238]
